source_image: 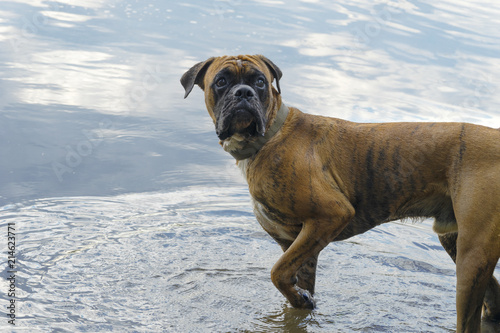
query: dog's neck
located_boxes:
[222,102,290,160]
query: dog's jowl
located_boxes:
[181,55,500,332]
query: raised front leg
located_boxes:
[268,236,319,297]
[270,206,354,309]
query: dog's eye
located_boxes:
[215,77,227,88]
[256,78,265,88]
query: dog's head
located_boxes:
[181,55,282,141]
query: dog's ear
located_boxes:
[257,55,283,94]
[180,57,215,99]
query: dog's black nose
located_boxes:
[233,85,255,100]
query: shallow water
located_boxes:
[1,191,459,332]
[1,0,500,332]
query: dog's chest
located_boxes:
[238,158,298,242]
[252,198,297,242]
[236,158,250,179]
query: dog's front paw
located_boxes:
[293,286,316,309]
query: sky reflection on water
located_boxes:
[1,0,499,204]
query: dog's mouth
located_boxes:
[216,105,266,141]
[230,109,258,135]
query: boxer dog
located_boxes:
[181,55,500,332]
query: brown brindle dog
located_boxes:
[181,55,500,332]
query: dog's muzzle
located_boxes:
[216,84,267,140]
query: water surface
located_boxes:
[1,0,499,332]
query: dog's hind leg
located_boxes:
[483,277,500,323]
[450,167,500,331]
[438,231,458,262]
[455,232,498,332]
[439,232,500,323]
